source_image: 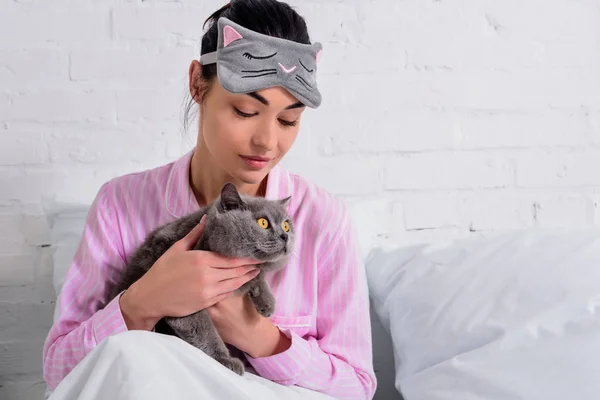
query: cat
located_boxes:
[107,182,296,375]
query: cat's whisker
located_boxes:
[242,71,277,78]
[287,248,300,260]
[237,241,281,246]
[295,75,312,90]
[238,239,283,244]
[241,68,276,73]
[250,250,268,259]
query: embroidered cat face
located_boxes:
[200,17,323,108]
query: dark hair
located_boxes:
[183,0,312,131]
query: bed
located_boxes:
[46,204,600,399]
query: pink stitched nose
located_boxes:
[278,63,297,74]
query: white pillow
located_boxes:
[366,227,600,400]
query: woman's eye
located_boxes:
[279,119,298,127]
[233,107,257,118]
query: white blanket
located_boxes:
[48,330,337,400]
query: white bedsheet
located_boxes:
[47,330,337,400]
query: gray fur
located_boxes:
[107,183,295,375]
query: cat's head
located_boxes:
[200,17,322,109]
[204,183,295,271]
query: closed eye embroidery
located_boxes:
[244,51,277,60]
[299,58,313,73]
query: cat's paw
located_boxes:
[219,356,245,376]
[254,298,275,318]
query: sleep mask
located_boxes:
[199,17,323,108]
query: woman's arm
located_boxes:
[43,181,263,391]
[246,207,378,400]
[42,182,129,391]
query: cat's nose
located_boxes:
[278,63,297,74]
[280,233,288,242]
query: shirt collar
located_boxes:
[164,148,198,218]
[164,148,288,218]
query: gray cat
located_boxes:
[107,182,295,375]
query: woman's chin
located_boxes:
[231,165,273,185]
[233,170,269,185]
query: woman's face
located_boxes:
[194,63,305,186]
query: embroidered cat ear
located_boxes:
[223,25,243,47]
[218,182,246,211]
[312,42,323,63]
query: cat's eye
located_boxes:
[243,51,278,60]
[258,218,269,229]
[282,221,290,232]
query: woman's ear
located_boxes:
[189,60,207,105]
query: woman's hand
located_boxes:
[120,215,261,331]
[208,293,292,358]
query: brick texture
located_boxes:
[1,0,599,398]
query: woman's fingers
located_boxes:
[216,265,258,282]
[203,251,261,269]
[216,269,260,294]
[207,290,235,308]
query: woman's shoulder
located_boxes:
[281,169,352,249]
[95,158,178,209]
[287,171,348,218]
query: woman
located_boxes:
[43,1,377,399]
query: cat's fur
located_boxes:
[107,183,295,375]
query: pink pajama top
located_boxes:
[43,149,377,399]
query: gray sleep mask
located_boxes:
[199,17,323,108]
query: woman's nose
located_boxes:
[251,123,277,151]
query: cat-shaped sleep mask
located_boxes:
[199,17,323,108]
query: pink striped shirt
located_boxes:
[43,149,377,399]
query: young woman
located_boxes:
[43,1,377,399]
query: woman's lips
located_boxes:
[240,155,271,170]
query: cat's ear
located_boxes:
[313,42,323,63]
[218,183,246,211]
[223,25,243,48]
[279,196,291,208]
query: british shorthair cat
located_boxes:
[108,183,295,374]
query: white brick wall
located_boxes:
[1,0,599,398]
